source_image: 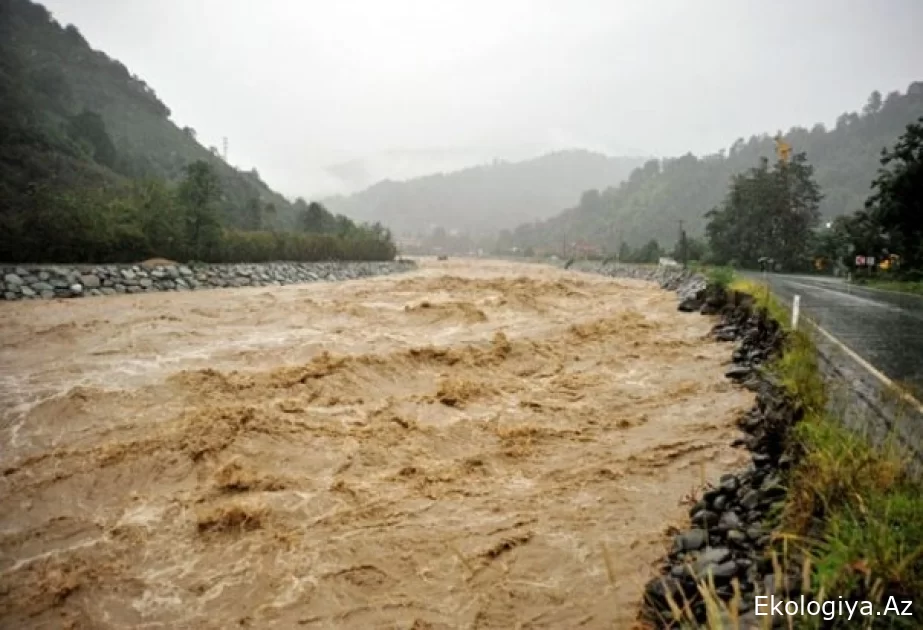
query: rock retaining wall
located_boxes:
[566,260,708,297]
[0,260,417,301]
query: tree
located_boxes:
[244,197,263,231]
[863,90,883,116]
[298,201,331,233]
[672,236,707,262]
[177,160,222,259]
[864,117,923,271]
[134,179,184,259]
[636,239,662,263]
[705,153,822,269]
[67,110,117,168]
[263,202,277,229]
[618,241,633,262]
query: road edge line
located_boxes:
[772,292,923,415]
[844,281,923,300]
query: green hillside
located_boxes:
[0,0,395,263]
[507,85,923,253]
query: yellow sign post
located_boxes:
[775,135,792,164]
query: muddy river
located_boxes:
[0,258,751,629]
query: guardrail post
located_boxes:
[792,295,801,330]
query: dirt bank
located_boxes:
[0,258,751,629]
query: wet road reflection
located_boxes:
[758,274,923,395]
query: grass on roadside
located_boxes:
[728,278,923,628]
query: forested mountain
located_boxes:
[0,0,394,263]
[323,150,646,236]
[0,0,306,226]
[506,85,923,253]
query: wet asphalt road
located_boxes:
[754,273,923,395]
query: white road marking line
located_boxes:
[783,280,906,313]
[771,291,923,415]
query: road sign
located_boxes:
[867,256,875,267]
[855,255,866,266]
[775,136,792,163]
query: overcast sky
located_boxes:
[43,0,923,199]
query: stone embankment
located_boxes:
[0,260,416,301]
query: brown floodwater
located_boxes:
[0,258,751,629]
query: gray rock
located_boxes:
[760,480,787,500]
[707,561,739,581]
[101,288,116,296]
[694,547,731,573]
[127,286,142,294]
[674,529,708,552]
[89,289,102,297]
[716,327,739,342]
[725,365,752,380]
[166,266,180,279]
[31,282,54,292]
[678,297,703,312]
[719,474,739,493]
[691,509,719,528]
[740,490,760,511]
[4,273,23,286]
[120,269,136,280]
[37,271,50,281]
[3,292,17,300]
[727,529,748,546]
[115,284,126,293]
[718,511,742,531]
[14,267,28,276]
[69,284,83,295]
[746,527,765,541]
[21,286,36,297]
[139,278,153,288]
[40,290,55,300]
[80,274,101,288]
[179,266,193,276]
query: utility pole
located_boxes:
[678,219,688,268]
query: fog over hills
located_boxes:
[323,150,646,236]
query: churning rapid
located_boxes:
[0,258,752,629]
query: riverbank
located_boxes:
[0,260,417,301]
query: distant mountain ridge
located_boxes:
[323,150,647,235]
[506,84,923,252]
